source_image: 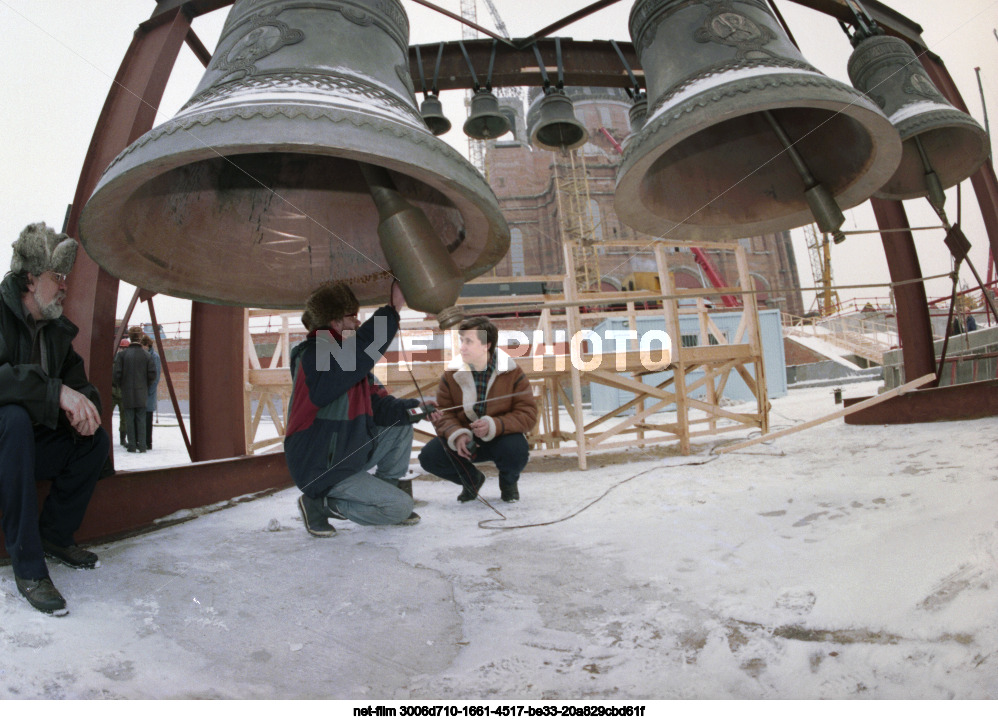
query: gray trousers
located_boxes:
[326,423,414,526]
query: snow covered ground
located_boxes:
[2,381,997,702]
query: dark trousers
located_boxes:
[145,410,154,449]
[121,406,146,452]
[418,432,529,491]
[0,404,109,579]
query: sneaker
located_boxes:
[298,494,336,537]
[501,484,520,503]
[42,540,100,569]
[15,576,68,616]
[397,511,421,526]
[457,469,486,503]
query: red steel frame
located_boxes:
[28,0,998,543]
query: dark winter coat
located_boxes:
[0,273,102,429]
[113,343,155,409]
[146,348,161,413]
[283,305,419,498]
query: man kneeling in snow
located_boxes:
[284,281,437,536]
[419,316,537,503]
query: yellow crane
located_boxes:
[804,223,839,315]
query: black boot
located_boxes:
[457,468,486,503]
[501,483,520,503]
[298,494,336,537]
[15,576,68,615]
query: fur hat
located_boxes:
[11,222,78,277]
[302,281,359,332]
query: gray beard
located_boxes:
[35,290,64,321]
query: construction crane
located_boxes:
[804,223,839,315]
[480,0,525,103]
[481,0,509,38]
[459,0,485,172]
[459,0,525,171]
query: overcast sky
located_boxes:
[1,0,996,327]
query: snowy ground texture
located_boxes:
[1,381,996,700]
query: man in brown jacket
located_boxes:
[418,317,537,503]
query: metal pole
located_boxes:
[976,67,992,161]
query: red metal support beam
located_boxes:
[190,303,248,461]
[870,198,939,386]
[63,8,193,453]
[920,56,998,266]
[844,380,998,424]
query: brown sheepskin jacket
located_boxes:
[431,349,538,451]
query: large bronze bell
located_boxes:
[848,33,989,206]
[464,89,511,140]
[615,0,902,241]
[79,0,508,317]
[528,88,589,152]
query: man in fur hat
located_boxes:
[284,280,439,537]
[1,222,110,615]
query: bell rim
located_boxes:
[874,115,991,201]
[79,104,509,308]
[614,74,903,240]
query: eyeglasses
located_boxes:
[46,271,69,284]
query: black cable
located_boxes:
[478,455,718,530]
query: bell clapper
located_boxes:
[763,110,847,244]
[434,305,465,329]
[358,162,465,327]
[913,135,951,227]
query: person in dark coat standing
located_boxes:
[112,337,128,446]
[0,222,110,615]
[140,334,161,450]
[112,325,155,453]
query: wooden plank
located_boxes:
[589,396,673,447]
[585,369,677,401]
[716,373,936,453]
[682,343,754,365]
[684,397,762,425]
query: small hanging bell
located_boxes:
[528,88,589,152]
[464,89,511,140]
[420,94,452,136]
